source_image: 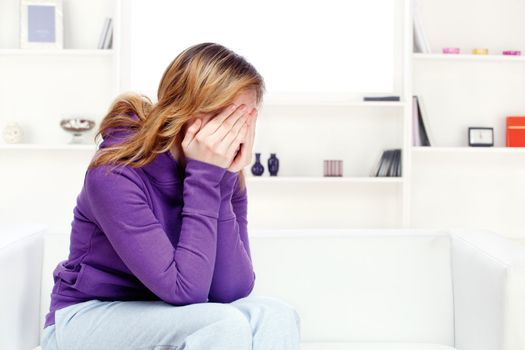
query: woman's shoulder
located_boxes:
[84,162,146,199]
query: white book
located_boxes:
[413,3,431,53]
[103,18,113,49]
[98,18,110,49]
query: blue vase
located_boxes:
[251,153,264,176]
[268,153,279,176]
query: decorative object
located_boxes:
[468,127,494,147]
[323,160,343,177]
[20,0,63,49]
[502,50,521,56]
[506,116,525,147]
[60,118,96,144]
[267,153,279,176]
[2,122,24,144]
[442,47,460,54]
[472,48,489,55]
[251,153,264,176]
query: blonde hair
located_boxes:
[88,42,266,192]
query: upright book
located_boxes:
[412,95,432,146]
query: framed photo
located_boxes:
[468,127,494,147]
[20,0,63,49]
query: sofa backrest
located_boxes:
[39,228,455,346]
[249,228,454,345]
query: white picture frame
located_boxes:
[20,0,63,49]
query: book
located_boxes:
[412,95,432,146]
[413,2,431,53]
[363,96,401,102]
[98,18,110,49]
[374,149,402,177]
[102,18,113,49]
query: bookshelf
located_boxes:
[410,0,525,238]
[0,0,410,232]
[6,0,524,237]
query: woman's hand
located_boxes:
[227,107,258,172]
[181,104,251,169]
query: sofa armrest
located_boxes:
[450,228,525,350]
[0,224,46,350]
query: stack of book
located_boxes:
[374,149,402,177]
[98,17,113,49]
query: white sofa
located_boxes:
[1,224,524,350]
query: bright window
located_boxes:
[129,0,395,100]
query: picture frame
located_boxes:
[468,127,494,147]
[20,0,63,49]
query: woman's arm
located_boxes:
[85,157,225,305]
[208,171,256,302]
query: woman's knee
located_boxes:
[197,303,253,347]
[234,295,301,329]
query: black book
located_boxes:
[414,96,431,146]
[378,150,394,177]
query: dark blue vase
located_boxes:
[251,153,264,176]
[268,153,279,176]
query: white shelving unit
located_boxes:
[4,0,523,237]
[410,0,525,238]
[0,0,411,231]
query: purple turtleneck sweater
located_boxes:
[44,114,255,328]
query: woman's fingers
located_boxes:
[181,118,202,149]
[226,123,249,157]
[227,108,258,172]
[217,111,249,155]
[201,104,248,142]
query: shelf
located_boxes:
[245,176,403,184]
[412,146,525,154]
[262,93,406,107]
[0,49,114,57]
[413,53,525,63]
[0,143,98,150]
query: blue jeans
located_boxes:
[41,295,301,350]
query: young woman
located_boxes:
[41,42,301,350]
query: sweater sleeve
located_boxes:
[208,171,256,302]
[85,157,226,305]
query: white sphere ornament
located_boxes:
[2,122,23,144]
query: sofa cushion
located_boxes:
[301,343,456,350]
[34,343,456,350]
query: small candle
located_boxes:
[443,47,460,54]
[502,50,521,56]
[472,48,489,55]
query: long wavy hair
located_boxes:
[88,42,266,192]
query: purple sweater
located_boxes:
[44,115,255,328]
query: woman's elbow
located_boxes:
[209,272,256,303]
